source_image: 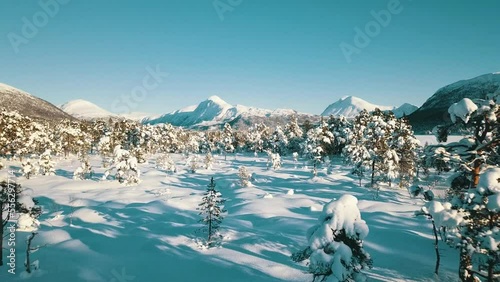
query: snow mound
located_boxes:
[447,98,478,123]
[263,193,274,199]
[478,167,500,193]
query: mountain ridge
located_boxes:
[0,82,74,121]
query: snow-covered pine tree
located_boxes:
[327,115,352,155]
[427,97,499,281]
[103,145,140,185]
[344,110,371,187]
[345,109,418,189]
[303,118,335,165]
[20,157,38,179]
[292,195,372,281]
[97,134,113,168]
[269,125,288,155]
[220,123,235,160]
[197,177,226,247]
[238,166,251,187]
[391,118,420,188]
[54,119,91,158]
[0,110,31,160]
[284,116,304,154]
[156,153,176,173]
[38,150,55,176]
[266,150,282,170]
[247,123,270,154]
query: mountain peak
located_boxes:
[322,96,393,118]
[206,95,229,106]
[60,99,115,120]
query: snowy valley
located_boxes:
[0,73,499,282]
[0,90,498,281]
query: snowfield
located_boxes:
[1,152,459,282]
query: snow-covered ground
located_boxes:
[1,151,459,281]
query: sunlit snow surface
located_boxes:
[1,144,459,281]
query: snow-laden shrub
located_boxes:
[238,166,251,187]
[204,152,214,170]
[267,151,281,170]
[187,155,199,173]
[21,157,39,179]
[38,150,55,176]
[103,145,140,185]
[73,156,93,180]
[292,152,299,162]
[292,195,372,281]
[156,154,176,173]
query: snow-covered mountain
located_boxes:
[392,103,418,118]
[321,96,393,118]
[60,99,154,121]
[60,99,117,120]
[0,82,74,121]
[143,95,310,128]
[408,72,500,133]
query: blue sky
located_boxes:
[1,0,499,115]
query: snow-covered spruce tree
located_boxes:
[38,150,55,176]
[428,97,499,281]
[327,115,352,156]
[292,195,372,281]
[284,116,304,154]
[97,134,113,168]
[220,123,235,160]
[156,153,176,173]
[0,181,42,266]
[103,145,140,185]
[269,125,289,155]
[266,150,282,170]
[238,166,251,187]
[303,118,335,166]
[197,177,226,246]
